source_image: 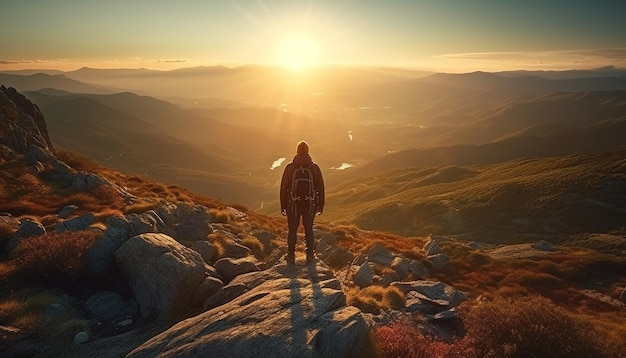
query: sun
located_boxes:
[277,35,321,72]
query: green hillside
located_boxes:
[323,150,626,243]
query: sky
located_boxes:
[1,0,625,72]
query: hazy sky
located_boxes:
[1,0,625,72]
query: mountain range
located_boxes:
[2,66,626,217]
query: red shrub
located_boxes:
[12,230,100,285]
[372,322,453,358]
[456,295,608,358]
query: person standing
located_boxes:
[280,141,325,264]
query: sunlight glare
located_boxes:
[277,35,321,72]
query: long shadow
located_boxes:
[306,260,325,317]
[287,266,307,355]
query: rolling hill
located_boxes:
[323,149,626,242]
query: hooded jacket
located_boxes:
[280,153,325,212]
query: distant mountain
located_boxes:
[497,66,626,80]
[354,116,626,176]
[0,73,116,94]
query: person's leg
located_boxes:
[302,209,316,262]
[286,210,300,263]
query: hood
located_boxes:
[292,153,313,166]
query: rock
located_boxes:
[192,240,217,263]
[192,276,224,307]
[251,230,272,251]
[0,86,55,157]
[390,257,410,280]
[156,202,213,241]
[14,218,45,239]
[73,331,89,344]
[409,259,429,278]
[426,308,458,322]
[83,291,137,321]
[353,262,374,288]
[319,232,338,245]
[202,283,248,311]
[265,247,287,269]
[214,257,260,283]
[55,212,95,232]
[114,233,208,319]
[367,244,395,266]
[127,210,170,237]
[531,240,553,251]
[220,238,251,259]
[86,215,132,276]
[428,253,449,269]
[128,263,370,358]
[391,280,466,309]
[352,253,367,266]
[72,172,108,191]
[58,205,79,218]
[320,245,354,267]
[423,238,441,256]
[44,303,69,321]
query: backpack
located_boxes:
[289,164,317,213]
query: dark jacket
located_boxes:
[280,154,325,212]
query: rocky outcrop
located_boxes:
[128,260,372,358]
[87,202,214,276]
[0,85,54,160]
[114,233,216,319]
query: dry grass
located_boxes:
[346,285,405,314]
[10,230,101,285]
[241,236,265,260]
[208,208,232,224]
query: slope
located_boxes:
[324,149,626,242]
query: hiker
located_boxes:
[280,141,325,264]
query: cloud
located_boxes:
[434,48,626,71]
[0,58,63,65]
[158,58,187,63]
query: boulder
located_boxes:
[191,276,224,308]
[353,262,374,288]
[214,257,260,283]
[391,280,466,309]
[58,205,79,219]
[114,233,208,319]
[220,238,251,259]
[14,218,45,239]
[83,291,137,321]
[428,253,449,269]
[409,259,429,278]
[155,202,213,241]
[531,240,553,251]
[192,240,217,263]
[320,245,354,267]
[390,257,410,279]
[55,212,95,232]
[128,262,370,358]
[127,210,171,237]
[251,229,272,251]
[367,244,395,266]
[86,215,132,276]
